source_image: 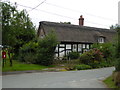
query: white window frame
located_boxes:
[86,44,89,49]
[78,44,82,52]
[83,44,85,48]
[98,37,105,43]
[73,44,77,52]
[66,44,71,49]
[40,35,44,38]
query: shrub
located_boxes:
[80,48,103,65]
[64,59,79,70]
[115,58,120,71]
[36,31,58,66]
[62,56,68,60]
[89,61,100,68]
[92,43,115,63]
[74,64,92,70]
[18,41,38,63]
[23,53,37,64]
[99,61,109,68]
[18,31,58,66]
[65,63,75,71]
[67,52,80,59]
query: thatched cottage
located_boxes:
[37,16,116,57]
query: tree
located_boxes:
[110,24,119,30]
[112,27,120,87]
[2,2,17,66]
[60,22,71,24]
[2,2,36,66]
[2,2,17,48]
[115,27,120,71]
[13,9,36,54]
[109,25,120,72]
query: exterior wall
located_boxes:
[55,43,92,58]
[66,44,72,56]
[39,29,45,38]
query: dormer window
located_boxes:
[40,29,45,38]
[98,37,105,43]
[40,35,44,38]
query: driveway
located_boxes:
[2,67,115,88]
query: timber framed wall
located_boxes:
[55,42,92,58]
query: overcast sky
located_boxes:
[2,0,120,29]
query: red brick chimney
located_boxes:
[79,15,84,26]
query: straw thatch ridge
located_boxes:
[38,21,116,43]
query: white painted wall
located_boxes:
[55,46,58,52]
[55,44,90,57]
[59,48,65,57]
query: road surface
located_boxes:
[2,67,115,88]
[0,76,2,90]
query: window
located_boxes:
[41,35,44,38]
[40,29,44,38]
[98,37,105,43]
[73,44,77,52]
[78,44,82,52]
[86,44,89,49]
[66,44,71,49]
[83,44,85,48]
[59,44,65,47]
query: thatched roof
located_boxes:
[38,21,116,44]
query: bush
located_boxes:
[80,48,103,65]
[92,43,115,63]
[74,64,92,70]
[67,52,80,59]
[64,59,79,71]
[23,53,37,64]
[89,61,100,68]
[99,61,109,67]
[18,31,58,66]
[36,31,58,66]
[115,58,120,71]
[65,63,75,71]
[18,41,38,63]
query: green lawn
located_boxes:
[2,60,53,72]
[103,76,118,88]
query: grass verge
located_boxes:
[2,60,53,72]
[103,76,118,88]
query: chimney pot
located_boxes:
[79,15,84,26]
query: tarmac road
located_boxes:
[2,67,115,88]
[0,76,2,90]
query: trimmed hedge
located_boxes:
[67,52,80,59]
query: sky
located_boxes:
[2,0,120,29]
